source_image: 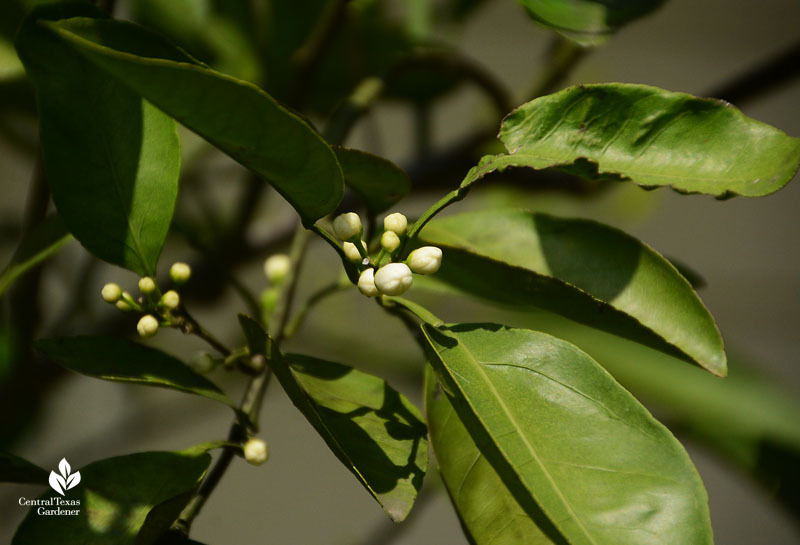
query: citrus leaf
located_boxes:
[44,15,343,225]
[0,452,48,484]
[0,215,72,298]
[35,336,236,409]
[422,322,713,545]
[333,146,411,214]
[424,366,561,545]
[515,0,665,45]
[12,450,211,545]
[15,4,180,277]
[419,210,726,375]
[238,315,428,522]
[485,83,800,198]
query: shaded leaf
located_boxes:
[424,366,560,545]
[36,336,235,408]
[478,83,800,198]
[422,322,713,545]
[334,146,411,214]
[419,210,726,375]
[0,215,72,297]
[238,315,427,522]
[516,0,665,45]
[15,4,180,276]
[44,14,343,225]
[0,451,48,484]
[12,450,211,545]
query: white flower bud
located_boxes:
[408,246,442,275]
[380,231,400,253]
[137,315,159,338]
[115,299,132,311]
[243,438,269,466]
[358,268,380,297]
[170,262,192,285]
[161,290,180,309]
[264,254,291,285]
[101,283,122,303]
[374,263,413,296]
[138,276,156,295]
[383,212,408,235]
[332,212,362,241]
[343,240,367,262]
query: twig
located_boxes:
[528,36,588,100]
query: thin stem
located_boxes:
[176,224,311,534]
[283,281,348,339]
[177,307,232,357]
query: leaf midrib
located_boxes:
[429,329,599,545]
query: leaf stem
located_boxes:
[176,306,232,357]
[528,37,588,100]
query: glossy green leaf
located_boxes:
[333,147,411,214]
[0,215,72,297]
[424,366,560,545]
[12,450,211,545]
[44,15,343,225]
[477,83,800,198]
[15,5,180,277]
[0,452,48,484]
[422,323,713,545]
[36,336,236,408]
[239,316,427,522]
[419,209,726,375]
[516,0,665,45]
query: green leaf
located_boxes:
[0,215,72,297]
[15,5,180,277]
[515,0,665,45]
[422,323,713,545]
[424,366,561,545]
[481,83,800,198]
[35,336,236,408]
[238,315,428,522]
[333,146,411,214]
[419,210,726,375]
[0,452,48,484]
[45,14,343,225]
[12,449,211,545]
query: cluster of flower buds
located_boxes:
[332,211,442,298]
[100,262,192,339]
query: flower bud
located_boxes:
[332,212,362,241]
[374,263,413,296]
[137,315,159,338]
[101,283,122,303]
[170,262,192,285]
[138,276,156,295]
[248,354,266,373]
[343,240,367,262]
[408,246,442,275]
[383,212,408,235]
[358,268,380,297]
[190,352,216,374]
[243,437,269,466]
[264,254,291,285]
[115,299,132,311]
[161,290,180,309]
[380,231,400,253]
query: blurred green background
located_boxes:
[1,0,799,543]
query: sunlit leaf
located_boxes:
[239,315,428,522]
[15,4,180,276]
[422,322,713,545]
[43,13,343,225]
[12,450,211,545]
[419,210,726,375]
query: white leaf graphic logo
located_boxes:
[48,458,81,496]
